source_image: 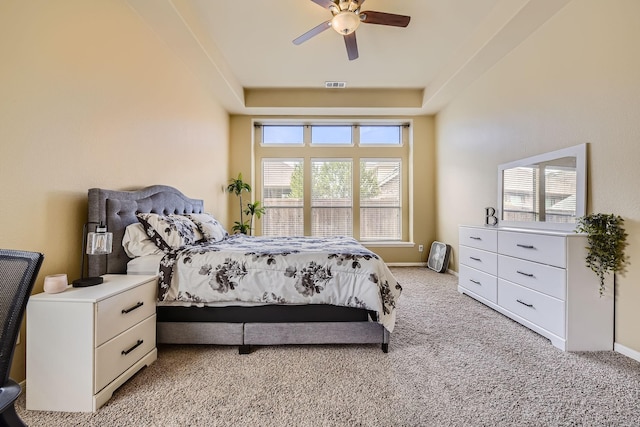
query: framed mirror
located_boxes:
[497,143,587,231]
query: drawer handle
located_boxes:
[469,279,481,285]
[470,236,482,240]
[469,257,482,262]
[516,244,535,249]
[516,270,534,277]
[122,301,144,314]
[122,339,144,356]
[516,299,534,308]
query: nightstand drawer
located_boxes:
[95,314,156,393]
[498,279,565,338]
[96,278,156,346]
[459,245,497,275]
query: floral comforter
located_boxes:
[158,234,402,332]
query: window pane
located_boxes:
[311,126,352,145]
[262,125,304,145]
[360,125,401,145]
[262,159,303,236]
[502,166,538,222]
[311,160,352,236]
[360,160,401,240]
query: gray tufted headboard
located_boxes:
[86,185,204,276]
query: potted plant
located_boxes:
[227,173,265,235]
[575,213,628,295]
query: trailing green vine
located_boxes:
[575,213,628,296]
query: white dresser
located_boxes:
[458,225,613,351]
[27,274,158,412]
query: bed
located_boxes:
[86,185,401,353]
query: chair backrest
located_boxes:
[0,249,44,383]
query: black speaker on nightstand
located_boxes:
[427,241,451,273]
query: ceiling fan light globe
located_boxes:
[331,11,361,35]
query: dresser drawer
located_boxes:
[459,227,497,252]
[459,245,497,276]
[459,265,497,303]
[95,314,156,393]
[95,279,157,346]
[498,231,566,268]
[498,279,565,338]
[498,255,566,300]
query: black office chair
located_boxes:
[0,249,44,427]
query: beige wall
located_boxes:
[1,0,229,381]
[436,0,640,352]
[230,115,436,263]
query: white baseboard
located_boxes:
[386,262,427,267]
[614,342,640,363]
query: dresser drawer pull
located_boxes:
[122,301,144,314]
[469,257,482,261]
[516,244,535,249]
[469,279,481,285]
[470,236,482,240]
[122,339,144,356]
[516,270,534,277]
[516,299,534,308]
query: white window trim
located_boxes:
[252,118,414,243]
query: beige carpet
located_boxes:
[17,267,640,426]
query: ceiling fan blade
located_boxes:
[360,11,411,27]
[344,32,358,60]
[293,20,332,45]
[311,0,337,9]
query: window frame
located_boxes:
[254,120,413,245]
[359,158,402,242]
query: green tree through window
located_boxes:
[288,162,380,199]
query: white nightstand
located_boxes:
[26,274,158,412]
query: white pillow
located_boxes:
[122,223,163,258]
[186,213,228,242]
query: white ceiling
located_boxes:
[127,0,570,115]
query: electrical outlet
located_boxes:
[418,244,424,252]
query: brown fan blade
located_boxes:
[311,0,336,9]
[293,20,332,45]
[360,11,411,27]
[344,32,358,61]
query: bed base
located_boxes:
[157,321,390,354]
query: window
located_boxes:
[311,126,352,145]
[262,125,304,145]
[262,159,304,236]
[311,159,352,236]
[256,123,409,241]
[360,125,402,145]
[360,159,401,240]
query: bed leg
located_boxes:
[381,327,390,353]
[239,345,251,355]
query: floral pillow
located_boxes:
[186,213,228,242]
[136,213,203,252]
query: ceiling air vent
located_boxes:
[325,81,346,89]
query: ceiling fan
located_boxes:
[293,0,411,61]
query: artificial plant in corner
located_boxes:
[227,173,265,235]
[575,213,629,296]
